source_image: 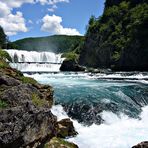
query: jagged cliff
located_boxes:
[79,0,148,71]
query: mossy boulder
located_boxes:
[44,137,78,148]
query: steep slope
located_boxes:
[79,0,148,71]
[14,35,84,53]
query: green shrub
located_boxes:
[0,100,8,109]
[0,59,10,68]
[0,49,12,62]
[32,93,46,107]
[61,52,79,62]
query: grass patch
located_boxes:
[0,59,10,68]
[32,93,46,107]
[20,76,37,85]
[0,100,8,109]
[44,137,77,148]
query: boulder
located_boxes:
[132,141,148,148]
[60,60,85,72]
[57,118,78,138]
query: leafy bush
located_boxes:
[0,49,12,62]
[61,52,79,62]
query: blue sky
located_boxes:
[0,0,105,41]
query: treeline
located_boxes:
[14,35,84,53]
[79,0,148,71]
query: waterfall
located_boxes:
[5,49,64,72]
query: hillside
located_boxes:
[79,0,148,71]
[14,35,84,53]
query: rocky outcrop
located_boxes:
[132,141,148,148]
[0,67,78,148]
[60,60,85,72]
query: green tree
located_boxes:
[0,26,6,49]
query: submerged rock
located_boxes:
[60,60,85,72]
[132,141,148,148]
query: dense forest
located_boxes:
[14,35,84,53]
[79,0,148,71]
[0,26,17,49]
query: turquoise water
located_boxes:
[25,72,148,125]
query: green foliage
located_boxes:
[80,0,148,69]
[0,49,12,62]
[44,137,77,148]
[14,35,84,53]
[0,26,6,48]
[32,93,46,107]
[0,100,8,109]
[20,76,37,85]
[112,51,121,61]
[61,52,79,62]
[0,59,10,68]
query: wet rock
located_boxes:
[60,60,85,72]
[62,101,119,125]
[57,118,78,138]
[132,141,148,148]
[44,137,78,148]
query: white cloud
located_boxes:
[36,0,69,5]
[0,0,35,8]
[0,1,32,36]
[0,12,28,36]
[0,0,71,36]
[48,5,57,12]
[0,2,11,17]
[41,14,81,35]
[28,19,33,24]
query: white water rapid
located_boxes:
[5,49,64,72]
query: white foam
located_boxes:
[51,105,148,148]
[5,49,63,63]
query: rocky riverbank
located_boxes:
[0,66,78,148]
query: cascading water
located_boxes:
[5,49,64,72]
